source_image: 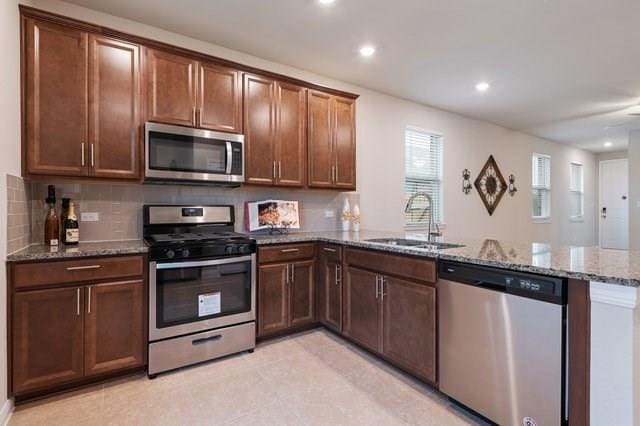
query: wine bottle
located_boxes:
[63,201,80,245]
[44,185,59,246]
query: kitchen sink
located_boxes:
[365,238,465,250]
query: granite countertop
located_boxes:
[251,230,640,287]
[6,240,148,262]
[7,230,639,287]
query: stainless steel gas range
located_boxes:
[143,205,256,377]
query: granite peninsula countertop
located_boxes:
[6,240,148,262]
[251,230,640,287]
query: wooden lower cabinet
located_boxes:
[9,255,147,398]
[381,276,436,383]
[317,245,343,332]
[12,287,85,394]
[84,280,145,376]
[257,263,289,336]
[343,266,381,352]
[289,260,315,327]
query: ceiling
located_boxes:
[65,0,640,152]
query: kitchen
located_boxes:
[1,0,639,425]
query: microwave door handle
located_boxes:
[225,141,233,174]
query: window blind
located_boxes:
[405,128,442,227]
[569,162,584,218]
[532,153,551,219]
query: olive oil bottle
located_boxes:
[44,185,59,246]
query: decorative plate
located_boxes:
[474,155,507,216]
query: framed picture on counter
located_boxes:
[244,200,301,232]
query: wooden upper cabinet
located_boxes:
[13,287,84,394]
[145,48,197,126]
[89,36,140,179]
[333,96,356,189]
[244,74,276,185]
[84,280,145,376]
[307,90,334,188]
[24,18,89,177]
[198,62,242,133]
[275,82,306,187]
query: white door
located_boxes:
[599,159,629,249]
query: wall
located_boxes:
[22,0,599,247]
[629,131,640,250]
[0,0,23,419]
[597,150,628,162]
[29,183,355,241]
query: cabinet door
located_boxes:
[244,74,276,185]
[324,259,343,331]
[24,18,88,177]
[275,82,306,187]
[198,62,242,133]
[290,260,314,327]
[343,266,381,352]
[307,90,334,188]
[88,36,140,179]
[333,96,356,189]
[13,287,84,394]
[146,48,197,126]
[84,280,145,377]
[382,277,436,383]
[258,263,289,336]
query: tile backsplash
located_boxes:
[30,182,358,243]
[6,175,32,254]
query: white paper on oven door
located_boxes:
[198,292,221,317]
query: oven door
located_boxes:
[149,255,256,341]
[145,122,244,184]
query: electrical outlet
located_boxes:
[324,210,335,218]
[81,212,99,222]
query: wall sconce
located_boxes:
[508,174,518,196]
[462,169,472,194]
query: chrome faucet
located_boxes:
[404,191,440,242]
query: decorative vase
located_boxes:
[352,203,361,232]
[341,198,351,232]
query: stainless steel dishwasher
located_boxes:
[438,261,567,426]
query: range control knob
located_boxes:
[165,249,175,259]
[182,249,190,258]
[225,245,237,255]
[238,244,250,254]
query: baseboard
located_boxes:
[0,398,14,426]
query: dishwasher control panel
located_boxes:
[439,261,566,304]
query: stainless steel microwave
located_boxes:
[144,122,244,186]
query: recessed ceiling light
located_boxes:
[359,45,376,57]
[318,0,336,5]
[475,82,490,92]
[604,141,613,147]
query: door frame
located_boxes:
[598,158,629,249]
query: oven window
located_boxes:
[156,260,251,328]
[148,131,227,174]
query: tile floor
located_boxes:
[9,329,484,426]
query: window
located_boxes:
[569,162,584,220]
[405,127,443,228]
[532,153,551,220]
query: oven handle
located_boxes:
[192,334,222,345]
[155,256,253,270]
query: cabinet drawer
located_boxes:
[319,244,342,262]
[12,255,144,289]
[345,248,436,284]
[258,243,315,264]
